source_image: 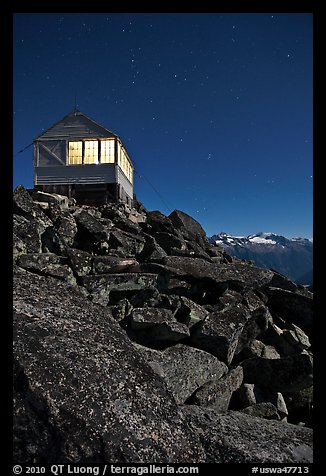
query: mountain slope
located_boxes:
[209,232,313,286]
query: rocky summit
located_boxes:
[13,186,313,464]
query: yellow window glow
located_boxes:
[84,140,99,164]
[68,141,83,165]
[101,139,115,164]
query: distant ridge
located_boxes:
[209,232,313,286]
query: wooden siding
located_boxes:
[35,164,117,185]
[117,167,133,199]
[34,111,118,141]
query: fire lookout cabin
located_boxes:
[33,109,134,206]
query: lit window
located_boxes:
[84,140,99,164]
[101,139,115,163]
[68,141,83,165]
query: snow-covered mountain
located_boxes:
[209,232,313,286]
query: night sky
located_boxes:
[13,13,313,239]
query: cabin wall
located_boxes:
[117,167,133,200]
[35,164,117,185]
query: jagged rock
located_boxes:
[109,299,133,322]
[54,213,78,247]
[137,344,228,404]
[169,210,206,246]
[101,205,141,234]
[13,270,206,463]
[13,215,43,254]
[82,273,159,306]
[13,185,53,229]
[154,232,186,254]
[189,366,243,412]
[137,236,167,261]
[129,287,161,308]
[17,253,63,269]
[13,233,27,257]
[66,248,93,278]
[32,190,69,208]
[239,402,282,420]
[128,308,190,345]
[41,226,66,255]
[236,306,271,353]
[234,339,281,361]
[74,210,109,243]
[109,228,145,257]
[282,324,311,352]
[230,384,288,419]
[264,287,313,337]
[93,256,138,274]
[175,296,208,327]
[242,289,268,310]
[189,305,250,364]
[259,322,311,356]
[182,406,313,463]
[159,256,275,290]
[17,254,76,285]
[145,210,179,235]
[241,353,313,392]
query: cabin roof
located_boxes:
[34,109,120,141]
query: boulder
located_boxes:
[175,296,208,327]
[234,339,281,361]
[230,384,288,419]
[189,366,243,412]
[159,256,275,290]
[92,256,138,274]
[182,406,313,463]
[239,402,282,420]
[129,288,161,308]
[74,210,109,243]
[82,273,159,306]
[17,254,76,285]
[128,308,190,345]
[169,210,206,245]
[145,210,178,235]
[13,270,206,463]
[264,287,313,337]
[13,185,52,229]
[190,305,250,364]
[13,215,43,254]
[241,353,313,392]
[236,306,271,353]
[66,248,93,278]
[109,299,133,322]
[32,190,69,208]
[109,229,145,257]
[137,236,167,261]
[154,232,186,254]
[101,207,141,234]
[54,213,78,247]
[259,322,311,357]
[137,344,228,404]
